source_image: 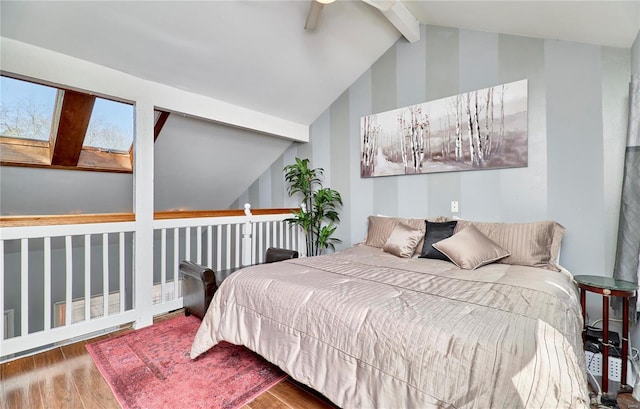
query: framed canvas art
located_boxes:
[361,79,528,177]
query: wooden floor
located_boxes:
[4,310,639,409]
[589,387,640,409]
[616,393,640,409]
[0,310,336,409]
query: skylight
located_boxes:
[83,98,134,153]
[0,76,57,141]
[1,75,171,173]
[0,75,141,173]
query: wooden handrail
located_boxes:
[0,208,296,227]
[153,208,295,219]
[0,213,135,227]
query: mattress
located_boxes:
[191,245,589,408]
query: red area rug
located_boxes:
[86,315,286,409]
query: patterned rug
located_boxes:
[86,315,286,409]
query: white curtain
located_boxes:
[613,74,640,318]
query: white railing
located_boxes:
[0,205,302,361]
[150,204,303,317]
[0,221,137,359]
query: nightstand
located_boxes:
[574,275,638,395]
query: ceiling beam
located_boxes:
[304,1,324,30]
[363,0,420,43]
[154,111,170,141]
[50,90,96,166]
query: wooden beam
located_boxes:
[363,0,420,43]
[50,90,96,166]
[154,111,170,141]
[304,1,325,30]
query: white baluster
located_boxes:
[207,226,213,267]
[216,226,222,271]
[225,226,231,270]
[84,235,91,322]
[243,203,253,266]
[161,229,167,303]
[235,223,241,268]
[21,239,28,337]
[119,232,125,314]
[44,237,51,330]
[65,235,73,326]
[196,226,202,264]
[173,228,179,302]
[103,233,109,318]
[185,227,191,262]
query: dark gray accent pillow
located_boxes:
[419,220,458,260]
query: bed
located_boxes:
[190,216,589,408]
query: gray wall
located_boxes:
[0,114,293,215]
[249,25,631,278]
[0,166,133,215]
[632,30,640,76]
[154,114,293,211]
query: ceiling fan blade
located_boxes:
[304,0,325,30]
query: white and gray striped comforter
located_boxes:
[190,245,589,408]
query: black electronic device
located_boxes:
[585,327,622,358]
[586,327,620,347]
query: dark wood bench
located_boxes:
[180,247,299,319]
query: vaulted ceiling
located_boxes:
[2,1,639,127]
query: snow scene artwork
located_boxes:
[360,79,528,177]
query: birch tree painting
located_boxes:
[360,79,528,177]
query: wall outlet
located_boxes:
[451,201,459,213]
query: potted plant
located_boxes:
[284,157,343,256]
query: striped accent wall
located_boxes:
[239,24,632,284]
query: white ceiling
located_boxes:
[2,1,639,127]
[407,1,640,50]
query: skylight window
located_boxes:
[0,76,57,141]
[84,98,134,153]
[1,75,170,173]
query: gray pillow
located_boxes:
[453,220,564,271]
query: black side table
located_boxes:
[574,275,638,395]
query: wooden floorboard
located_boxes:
[0,354,44,409]
[0,310,336,409]
[33,348,85,409]
[7,308,633,409]
[246,391,292,409]
[617,392,640,409]
[267,380,336,409]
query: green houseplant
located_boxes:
[284,157,343,256]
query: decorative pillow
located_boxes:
[365,215,449,253]
[414,216,450,257]
[382,223,424,258]
[454,220,565,271]
[433,224,511,270]
[365,216,425,248]
[419,220,457,260]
